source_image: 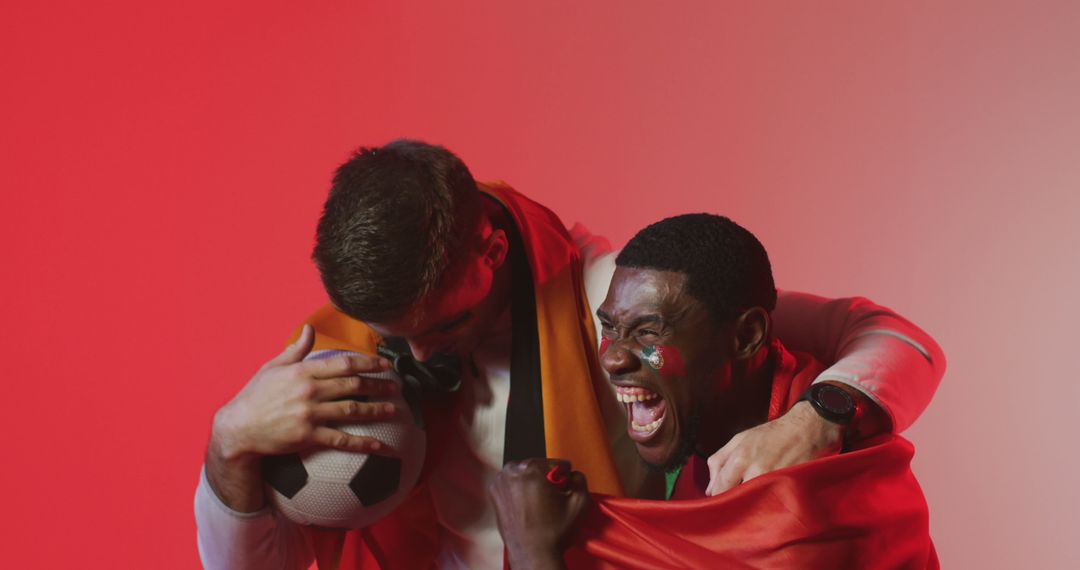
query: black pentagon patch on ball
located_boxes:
[349,455,401,505]
[262,453,308,499]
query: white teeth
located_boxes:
[615,389,659,403]
[630,418,663,432]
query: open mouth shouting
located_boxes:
[614,385,668,442]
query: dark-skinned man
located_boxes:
[195,141,944,569]
[491,213,937,569]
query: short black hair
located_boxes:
[313,140,483,322]
[616,213,776,322]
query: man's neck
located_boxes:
[475,304,513,360]
[478,199,515,355]
[698,344,776,456]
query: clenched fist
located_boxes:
[489,459,590,570]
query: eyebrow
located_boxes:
[596,309,666,330]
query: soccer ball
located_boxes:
[262,350,426,529]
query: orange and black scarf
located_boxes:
[295,182,620,569]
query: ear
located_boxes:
[481,228,509,270]
[731,307,771,361]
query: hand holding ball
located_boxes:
[262,350,426,529]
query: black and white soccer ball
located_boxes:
[262,350,426,529]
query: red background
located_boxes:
[3,2,1078,568]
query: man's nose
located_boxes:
[600,339,640,376]
[408,338,451,360]
[407,340,441,362]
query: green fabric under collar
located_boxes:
[664,466,681,500]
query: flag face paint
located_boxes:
[641,345,687,379]
[641,345,664,369]
[599,337,611,357]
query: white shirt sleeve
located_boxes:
[194,466,315,570]
[772,291,947,432]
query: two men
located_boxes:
[195,140,944,569]
[491,214,936,568]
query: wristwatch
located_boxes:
[798,383,858,426]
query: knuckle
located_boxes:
[331,432,352,449]
[295,404,315,423]
[729,455,749,470]
[295,380,317,399]
[524,458,545,469]
[335,355,354,373]
[281,362,305,381]
[298,359,318,375]
[508,460,529,474]
[288,425,312,445]
[342,400,361,416]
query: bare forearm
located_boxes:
[205,411,266,513]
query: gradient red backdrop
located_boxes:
[3,2,1078,568]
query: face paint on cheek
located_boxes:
[598,338,611,356]
[640,345,687,379]
[656,346,687,379]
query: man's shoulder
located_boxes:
[772,339,827,405]
[779,341,828,379]
[298,305,383,355]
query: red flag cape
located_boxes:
[565,434,938,569]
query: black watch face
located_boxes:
[816,385,854,415]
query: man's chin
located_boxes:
[637,408,700,474]
[636,442,692,474]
